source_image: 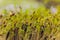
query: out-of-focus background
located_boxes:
[0,0,60,12]
[0,0,60,15]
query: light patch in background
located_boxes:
[50,6,57,14]
[5,4,15,11]
[0,0,3,3]
[33,3,39,8]
[20,1,39,12]
[20,1,31,10]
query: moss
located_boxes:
[0,4,60,40]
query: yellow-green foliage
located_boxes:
[0,6,60,40]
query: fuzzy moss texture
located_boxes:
[0,0,60,40]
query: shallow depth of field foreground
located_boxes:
[0,0,60,40]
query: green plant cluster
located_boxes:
[0,6,60,40]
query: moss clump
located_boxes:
[0,5,60,40]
